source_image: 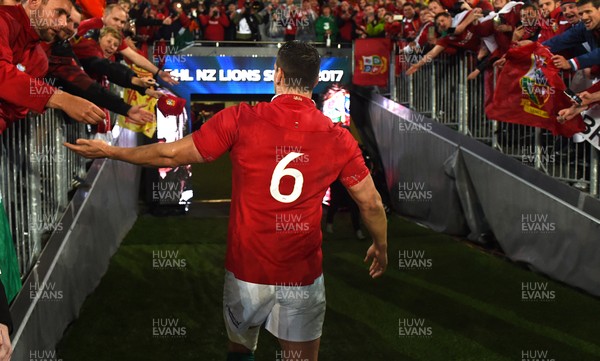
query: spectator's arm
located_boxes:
[120,47,179,85]
[406,44,445,75]
[543,22,585,54]
[53,76,132,116]
[47,61,135,116]
[80,57,140,89]
[454,9,482,35]
[119,46,159,75]
[569,49,600,71]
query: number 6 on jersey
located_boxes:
[270,152,305,203]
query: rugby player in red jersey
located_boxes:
[65,41,388,361]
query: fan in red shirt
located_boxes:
[42,7,154,126]
[406,9,495,75]
[199,4,231,40]
[402,9,437,55]
[78,4,179,85]
[0,0,104,134]
[538,0,568,42]
[65,41,388,361]
[439,0,493,16]
[337,1,356,42]
[400,2,421,41]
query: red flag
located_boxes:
[486,42,585,137]
[353,38,391,87]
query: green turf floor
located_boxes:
[56,203,600,360]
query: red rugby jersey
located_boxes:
[192,94,369,285]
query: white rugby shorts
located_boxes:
[223,271,326,351]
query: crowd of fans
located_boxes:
[1,0,598,136]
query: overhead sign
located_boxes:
[164,56,350,95]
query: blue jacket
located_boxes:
[543,22,597,71]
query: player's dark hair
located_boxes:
[577,0,600,7]
[276,41,321,91]
[522,3,538,11]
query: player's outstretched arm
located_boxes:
[347,175,388,278]
[64,134,204,167]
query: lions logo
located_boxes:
[520,54,552,107]
[359,55,388,75]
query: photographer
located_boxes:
[157,1,193,45]
[233,0,264,41]
[259,0,285,41]
[200,5,231,40]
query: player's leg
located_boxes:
[227,340,255,361]
[265,275,326,361]
[223,271,275,360]
[277,337,321,361]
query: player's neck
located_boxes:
[275,87,313,99]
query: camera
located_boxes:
[212,10,219,17]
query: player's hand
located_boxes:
[0,323,12,361]
[158,70,179,85]
[127,105,155,125]
[47,92,105,125]
[552,55,571,70]
[364,242,387,279]
[64,138,111,159]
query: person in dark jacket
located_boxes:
[544,0,600,72]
